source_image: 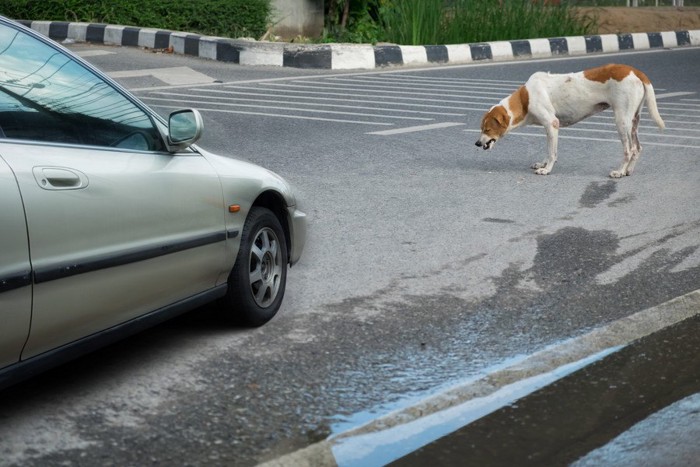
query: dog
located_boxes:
[475,64,665,177]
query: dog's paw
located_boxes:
[609,170,626,178]
[535,168,550,175]
[532,162,547,169]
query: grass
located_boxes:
[379,0,597,45]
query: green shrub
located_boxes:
[378,0,444,45]
[440,0,596,44]
[323,0,385,44]
[0,0,272,39]
[323,0,597,45]
[381,0,596,45]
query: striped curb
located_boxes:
[17,19,700,70]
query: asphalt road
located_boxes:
[1,43,699,466]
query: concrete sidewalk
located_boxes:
[14,19,700,70]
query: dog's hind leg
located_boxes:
[625,111,643,175]
[610,111,636,178]
[610,85,645,178]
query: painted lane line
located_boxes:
[507,126,700,141]
[655,91,696,99]
[367,122,466,135]
[368,74,525,85]
[149,91,466,117]
[540,112,700,126]
[141,96,434,121]
[74,49,116,57]
[222,85,501,106]
[656,101,700,108]
[108,66,216,86]
[327,76,520,91]
[149,105,394,126]
[191,88,477,111]
[462,129,700,149]
[260,81,508,99]
[655,105,700,113]
[563,120,700,133]
[129,48,682,93]
[195,88,700,124]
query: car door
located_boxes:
[0,156,32,370]
[0,20,228,358]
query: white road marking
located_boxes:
[363,74,524,85]
[368,122,465,135]
[462,128,700,149]
[262,81,507,99]
[150,91,465,116]
[516,125,700,140]
[655,91,696,99]
[127,47,679,93]
[576,120,700,132]
[108,66,216,86]
[328,75,520,91]
[142,96,434,121]
[149,104,394,126]
[213,85,495,106]
[194,88,475,110]
[124,65,697,141]
[74,49,116,57]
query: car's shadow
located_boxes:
[0,303,242,405]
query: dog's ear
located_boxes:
[480,111,490,130]
[494,108,510,128]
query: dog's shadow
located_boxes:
[460,138,608,177]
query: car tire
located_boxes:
[221,207,288,326]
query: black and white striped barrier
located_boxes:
[18,20,700,70]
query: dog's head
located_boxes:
[475,105,511,150]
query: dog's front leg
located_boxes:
[533,118,559,175]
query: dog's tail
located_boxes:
[644,83,665,130]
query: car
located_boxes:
[0,16,306,389]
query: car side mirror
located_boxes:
[165,109,203,152]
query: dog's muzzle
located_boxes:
[475,138,495,150]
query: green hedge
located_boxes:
[0,0,272,39]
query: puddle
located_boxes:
[579,181,617,208]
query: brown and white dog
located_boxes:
[475,64,665,177]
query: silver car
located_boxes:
[0,16,306,388]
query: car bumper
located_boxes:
[288,207,307,266]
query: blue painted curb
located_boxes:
[16,20,700,70]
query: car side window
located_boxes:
[0,22,163,151]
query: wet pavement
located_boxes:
[392,313,700,466]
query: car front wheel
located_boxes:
[221,207,288,326]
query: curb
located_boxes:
[17,20,700,70]
[259,289,700,466]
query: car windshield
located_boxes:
[0,21,162,150]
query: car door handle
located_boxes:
[33,167,89,190]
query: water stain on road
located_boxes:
[3,226,698,467]
[579,181,617,208]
